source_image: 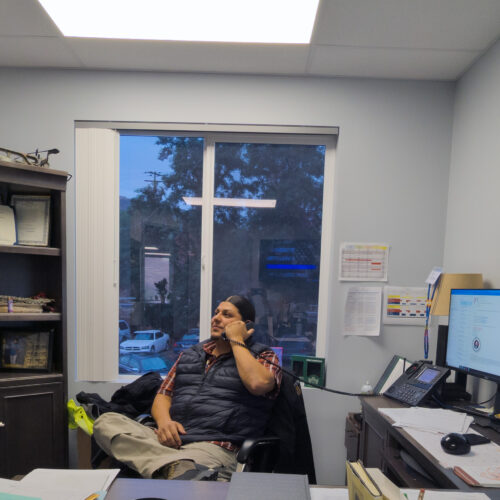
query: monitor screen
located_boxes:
[446,289,500,383]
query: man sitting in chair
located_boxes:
[94,295,282,481]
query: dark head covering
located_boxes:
[225,295,255,323]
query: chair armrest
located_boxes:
[135,413,157,428]
[237,436,280,463]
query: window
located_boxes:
[76,125,337,381]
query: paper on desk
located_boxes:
[379,407,473,434]
[0,478,42,499]
[400,490,490,500]
[4,468,120,500]
[310,488,348,500]
[0,494,42,500]
[404,427,500,469]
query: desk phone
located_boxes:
[385,361,450,406]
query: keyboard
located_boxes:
[451,404,491,418]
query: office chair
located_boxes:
[90,371,316,482]
[235,372,316,483]
[236,436,281,472]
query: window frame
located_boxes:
[76,123,338,382]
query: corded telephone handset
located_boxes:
[384,361,450,406]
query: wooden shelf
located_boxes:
[0,245,61,256]
[0,371,64,383]
[0,158,68,475]
[0,159,68,178]
[0,312,61,322]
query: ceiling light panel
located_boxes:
[38,0,319,43]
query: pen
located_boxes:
[85,494,100,500]
[403,494,409,500]
[417,488,425,500]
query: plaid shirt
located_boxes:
[158,340,282,452]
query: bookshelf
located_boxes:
[0,159,68,477]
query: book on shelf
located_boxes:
[0,295,54,313]
[0,304,44,313]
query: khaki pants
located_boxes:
[93,412,237,480]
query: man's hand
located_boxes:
[154,419,186,448]
[224,320,254,344]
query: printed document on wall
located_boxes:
[339,243,389,281]
[383,286,427,325]
[343,286,382,336]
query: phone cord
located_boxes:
[225,337,378,397]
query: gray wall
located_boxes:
[0,68,455,484]
[444,38,500,400]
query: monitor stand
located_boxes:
[435,325,471,402]
[493,383,500,419]
[441,372,472,402]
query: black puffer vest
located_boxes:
[170,338,275,445]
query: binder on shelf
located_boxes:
[347,462,401,500]
[346,461,383,500]
[373,355,408,395]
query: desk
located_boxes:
[106,477,228,500]
[359,396,500,499]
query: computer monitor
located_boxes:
[446,289,500,415]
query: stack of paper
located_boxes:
[379,407,473,434]
[379,407,500,470]
[0,469,119,500]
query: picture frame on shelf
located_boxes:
[0,205,16,245]
[11,194,51,246]
[0,329,53,372]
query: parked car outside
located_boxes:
[173,328,199,353]
[119,353,173,374]
[119,320,131,343]
[120,330,170,354]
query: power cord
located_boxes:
[479,392,498,406]
[224,336,378,397]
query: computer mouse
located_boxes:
[440,432,471,455]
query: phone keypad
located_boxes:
[386,382,426,405]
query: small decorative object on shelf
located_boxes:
[0,146,59,168]
[0,328,54,372]
[11,195,51,246]
[0,294,55,313]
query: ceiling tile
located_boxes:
[0,0,61,36]
[0,36,81,67]
[66,39,310,75]
[308,45,480,80]
[314,0,500,51]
